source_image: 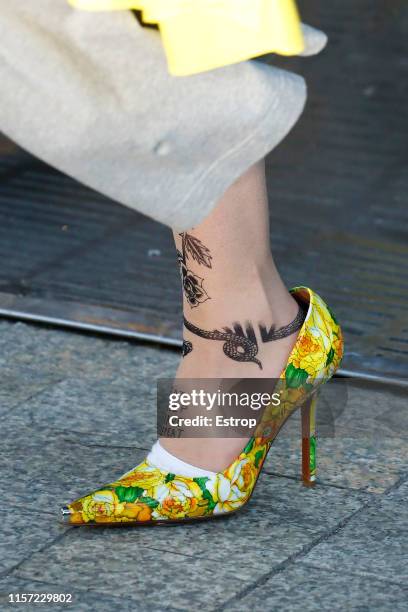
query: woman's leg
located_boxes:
[160,159,301,472]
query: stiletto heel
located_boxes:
[301,393,318,487]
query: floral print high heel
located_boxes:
[61,287,343,525]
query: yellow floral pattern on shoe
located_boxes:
[62,287,344,525]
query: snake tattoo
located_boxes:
[183,317,262,369]
[183,303,307,369]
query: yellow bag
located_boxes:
[68,0,304,76]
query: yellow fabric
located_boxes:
[67,0,305,76]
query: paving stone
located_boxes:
[337,381,408,440]
[0,576,157,612]
[12,475,368,591]
[0,319,178,424]
[267,433,408,494]
[10,376,158,448]
[0,321,178,448]
[2,319,407,610]
[0,319,174,372]
[15,529,251,611]
[0,321,65,416]
[0,320,112,376]
[1,391,367,556]
[223,563,408,612]
[383,478,408,503]
[99,473,368,573]
[0,509,64,574]
[300,499,408,585]
[2,476,98,520]
[0,414,147,514]
[0,371,63,417]
[264,379,408,493]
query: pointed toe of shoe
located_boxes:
[60,505,74,525]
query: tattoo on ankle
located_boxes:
[259,305,307,342]
[177,232,212,308]
[183,318,263,369]
[182,340,193,357]
[183,303,307,369]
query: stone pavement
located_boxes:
[0,319,407,611]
